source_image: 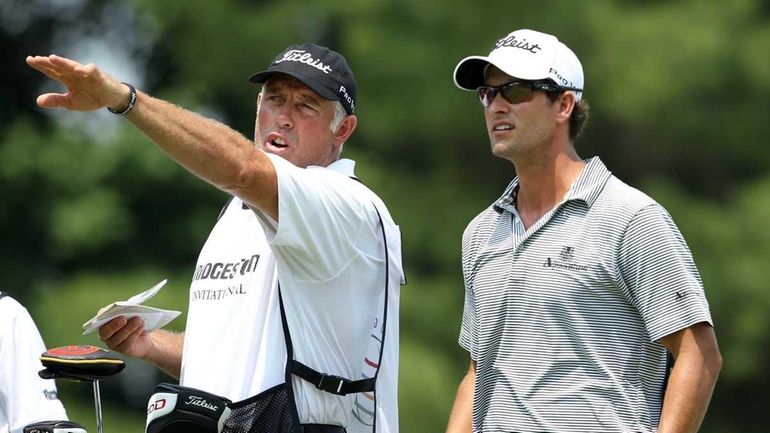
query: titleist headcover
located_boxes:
[146,383,232,433]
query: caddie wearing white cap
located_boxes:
[446,29,722,433]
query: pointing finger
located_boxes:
[47,54,85,70]
[26,56,69,84]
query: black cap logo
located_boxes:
[249,43,358,115]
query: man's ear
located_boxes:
[555,92,576,124]
[334,114,358,145]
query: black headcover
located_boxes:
[23,420,87,433]
[146,383,232,433]
[39,345,125,382]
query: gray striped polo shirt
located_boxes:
[459,157,713,433]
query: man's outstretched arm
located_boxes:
[25,54,278,219]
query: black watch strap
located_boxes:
[107,82,137,115]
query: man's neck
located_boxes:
[512,150,586,229]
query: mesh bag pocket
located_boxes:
[223,384,299,433]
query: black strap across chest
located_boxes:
[278,204,390,397]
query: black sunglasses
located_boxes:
[476,81,582,108]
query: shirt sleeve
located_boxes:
[0,299,68,432]
[262,154,370,282]
[618,204,713,342]
[458,218,480,359]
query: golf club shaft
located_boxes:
[93,381,104,433]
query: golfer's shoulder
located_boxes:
[462,205,499,250]
[598,175,658,213]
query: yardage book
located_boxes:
[82,279,181,335]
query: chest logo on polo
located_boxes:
[193,254,260,281]
[190,254,260,302]
[543,245,589,271]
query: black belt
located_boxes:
[300,424,346,433]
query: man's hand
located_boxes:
[25,54,131,112]
[98,316,185,379]
[98,316,155,359]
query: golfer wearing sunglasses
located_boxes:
[446,29,722,433]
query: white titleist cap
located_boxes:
[453,29,584,101]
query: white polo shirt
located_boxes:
[180,155,404,433]
[0,294,68,433]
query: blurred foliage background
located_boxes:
[2,0,768,431]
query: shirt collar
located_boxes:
[493,179,519,214]
[309,158,357,178]
[493,156,612,212]
[564,156,612,206]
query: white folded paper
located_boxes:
[82,279,181,335]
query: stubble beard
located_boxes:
[491,132,554,170]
